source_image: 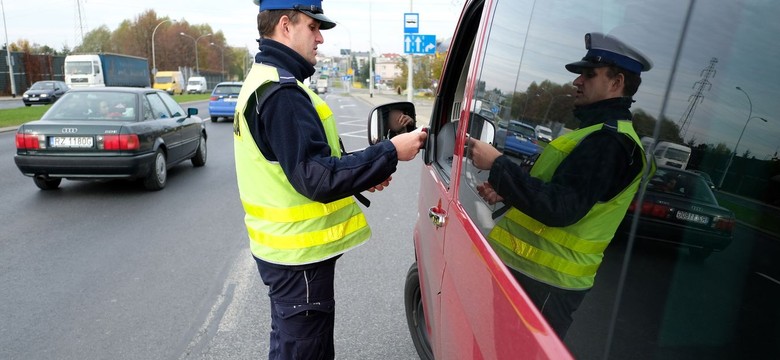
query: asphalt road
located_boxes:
[0,90,424,360]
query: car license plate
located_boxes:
[29,98,39,101]
[224,98,237,102]
[676,210,709,225]
[50,136,94,148]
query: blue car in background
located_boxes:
[208,81,243,122]
[496,120,542,159]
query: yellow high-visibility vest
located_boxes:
[233,63,370,265]
[488,121,647,290]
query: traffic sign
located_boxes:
[404,13,419,33]
[404,34,436,54]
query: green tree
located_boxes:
[74,26,112,53]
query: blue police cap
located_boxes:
[253,0,336,30]
[565,32,652,75]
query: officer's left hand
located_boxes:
[367,176,392,192]
[477,181,504,205]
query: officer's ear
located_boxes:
[610,72,625,93]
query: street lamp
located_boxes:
[718,86,768,188]
[179,32,211,75]
[210,42,224,82]
[152,19,176,75]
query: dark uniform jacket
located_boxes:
[488,97,644,227]
[248,39,398,204]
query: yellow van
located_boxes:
[153,71,184,95]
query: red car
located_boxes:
[369,0,779,359]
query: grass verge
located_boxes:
[716,195,780,236]
[0,93,211,128]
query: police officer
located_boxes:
[468,32,653,339]
[234,1,427,358]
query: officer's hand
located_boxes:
[391,131,427,161]
[468,137,501,170]
[477,181,504,205]
[367,177,392,192]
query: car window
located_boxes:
[145,93,171,119]
[213,84,242,95]
[42,91,136,121]
[451,0,780,358]
[158,92,184,117]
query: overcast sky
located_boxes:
[3,0,466,56]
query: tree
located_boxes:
[74,26,113,53]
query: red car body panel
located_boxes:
[409,2,573,357]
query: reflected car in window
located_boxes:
[14,87,207,191]
[620,166,736,259]
[690,169,716,189]
[496,120,543,159]
[208,81,243,122]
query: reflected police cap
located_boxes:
[253,0,336,30]
[565,32,652,75]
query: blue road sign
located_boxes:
[404,13,419,34]
[404,34,436,54]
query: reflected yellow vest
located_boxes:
[233,63,370,265]
[488,121,646,290]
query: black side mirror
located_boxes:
[187,107,199,117]
[367,101,417,145]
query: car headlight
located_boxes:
[22,93,29,98]
[40,93,49,98]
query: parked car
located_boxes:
[14,87,207,191]
[496,120,543,159]
[368,0,777,359]
[619,166,735,259]
[22,80,69,106]
[208,81,243,122]
[535,124,554,142]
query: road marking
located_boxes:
[756,272,780,286]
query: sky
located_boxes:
[3,0,466,57]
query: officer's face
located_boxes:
[286,14,324,66]
[572,67,620,106]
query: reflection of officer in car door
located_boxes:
[468,32,653,338]
[234,1,427,359]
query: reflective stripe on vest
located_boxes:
[488,121,646,290]
[234,63,370,265]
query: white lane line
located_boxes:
[756,272,780,286]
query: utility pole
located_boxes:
[368,1,374,98]
[1,0,15,97]
[678,57,717,139]
[407,0,414,102]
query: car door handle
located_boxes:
[428,206,446,228]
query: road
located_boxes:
[0,89,424,360]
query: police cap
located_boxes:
[565,32,652,75]
[253,0,336,30]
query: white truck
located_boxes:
[641,137,691,169]
[316,75,328,94]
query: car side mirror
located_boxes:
[187,108,198,117]
[367,101,417,145]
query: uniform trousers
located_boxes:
[255,257,337,360]
[509,268,589,339]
